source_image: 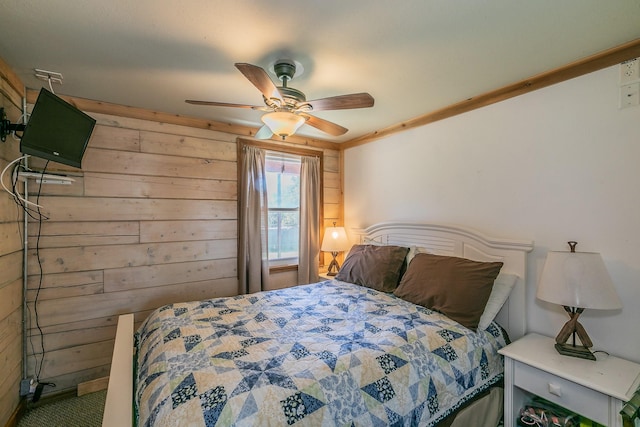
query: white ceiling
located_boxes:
[1,1,639,142]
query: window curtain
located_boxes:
[298,155,320,284]
[238,145,269,294]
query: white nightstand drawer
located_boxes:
[513,360,608,425]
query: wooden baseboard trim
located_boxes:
[78,376,110,396]
[3,399,26,427]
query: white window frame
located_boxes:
[266,151,301,267]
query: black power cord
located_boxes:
[31,161,48,384]
[31,382,56,403]
[8,157,57,400]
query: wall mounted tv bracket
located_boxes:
[0,108,26,142]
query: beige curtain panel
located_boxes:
[298,155,321,284]
[238,145,269,294]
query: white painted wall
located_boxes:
[344,64,640,363]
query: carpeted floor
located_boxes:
[17,390,106,427]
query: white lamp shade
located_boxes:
[321,226,350,252]
[536,251,622,310]
[261,112,305,137]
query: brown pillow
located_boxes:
[335,244,409,292]
[393,253,503,330]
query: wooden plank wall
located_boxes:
[23,110,342,395]
[0,58,25,426]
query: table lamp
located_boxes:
[321,223,350,276]
[536,241,622,360]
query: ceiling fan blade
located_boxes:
[185,99,263,109]
[301,114,348,136]
[305,93,374,111]
[235,63,282,101]
[255,124,273,140]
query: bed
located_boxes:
[102,222,533,427]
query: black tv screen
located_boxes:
[20,88,96,168]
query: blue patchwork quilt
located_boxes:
[135,280,507,426]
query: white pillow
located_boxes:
[406,245,431,266]
[477,273,518,331]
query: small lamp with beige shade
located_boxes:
[536,241,622,360]
[320,223,350,276]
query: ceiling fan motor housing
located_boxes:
[279,87,306,103]
[270,60,308,110]
[273,59,297,83]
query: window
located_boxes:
[265,152,301,266]
[238,138,323,277]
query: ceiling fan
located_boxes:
[185,59,374,139]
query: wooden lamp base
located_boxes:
[326,251,340,276]
[554,342,596,360]
[555,306,596,361]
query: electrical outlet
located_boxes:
[19,378,37,396]
[620,83,640,108]
[620,58,640,85]
[19,379,31,396]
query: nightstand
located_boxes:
[318,272,335,280]
[499,333,640,427]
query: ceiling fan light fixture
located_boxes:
[261,111,305,139]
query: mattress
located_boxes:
[134,280,508,426]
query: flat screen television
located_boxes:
[20,88,96,168]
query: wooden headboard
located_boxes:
[353,222,534,340]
